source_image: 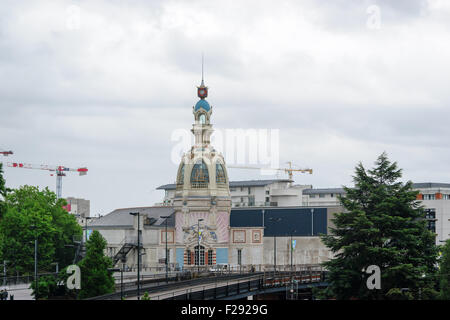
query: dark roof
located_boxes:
[412,183,450,189]
[303,188,345,195]
[157,179,292,190]
[230,207,328,237]
[89,206,175,228]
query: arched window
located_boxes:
[177,163,185,184]
[194,245,205,266]
[216,163,226,183]
[199,113,206,124]
[191,160,209,188]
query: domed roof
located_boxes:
[194,99,211,112]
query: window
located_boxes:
[423,194,436,200]
[195,245,205,266]
[191,160,209,187]
[237,249,242,265]
[319,194,325,198]
[199,113,206,124]
[208,249,213,265]
[265,197,270,203]
[248,187,251,194]
[216,163,226,183]
[265,190,270,195]
[425,209,436,233]
[310,195,316,198]
[187,250,192,265]
[330,193,334,197]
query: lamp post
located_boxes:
[197,218,204,274]
[30,225,38,300]
[269,217,282,272]
[129,212,141,300]
[160,215,170,283]
[290,229,296,276]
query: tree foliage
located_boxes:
[438,239,450,299]
[0,185,82,275]
[321,152,438,299]
[77,230,115,299]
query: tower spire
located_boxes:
[201,53,205,87]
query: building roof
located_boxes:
[412,182,450,189]
[194,99,211,112]
[156,179,293,190]
[302,188,346,195]
[89,206,175,228]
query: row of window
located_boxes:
[422,194,450,200]
[309,194,335,198]
[178,162,227,185]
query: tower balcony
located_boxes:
[191,182,209,189]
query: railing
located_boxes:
[191,182,209,189]
[154,270,327,300]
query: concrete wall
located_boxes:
[263,236,333,265]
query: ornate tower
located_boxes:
[173,73,231,268]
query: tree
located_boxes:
[0,185,82,275]
[438,239,450,299]
[77,230,115,299]
[321,152,438,299]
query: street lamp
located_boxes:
[269,217,282,272]
[160,215,170,283]
[129,212,141,300]
[108,268,123,300]
[197,218,204,274]
[30,225,38,300]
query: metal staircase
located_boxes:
[113,236,139,266]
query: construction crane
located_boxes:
[228,161,312,181]
[6,161,88,199]
[0,150,13,156]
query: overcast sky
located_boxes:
[1,0,450,217]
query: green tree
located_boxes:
[0,185,82,275]
[438,239,450,299]
[321,152,438,299]
[77,230,115,299]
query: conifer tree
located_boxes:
[77,230,115,299]
[321,152,438,299]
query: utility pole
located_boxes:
[129,212,140,300]
[160,215,170,283]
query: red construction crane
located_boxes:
[0,150,13,156]
[6,161,88,199]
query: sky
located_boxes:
[1,0,450,217]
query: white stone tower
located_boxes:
[173,74,231,268]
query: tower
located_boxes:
[173,71,231,269]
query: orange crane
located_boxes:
[6,161,88,199]
[228,161,312,181]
